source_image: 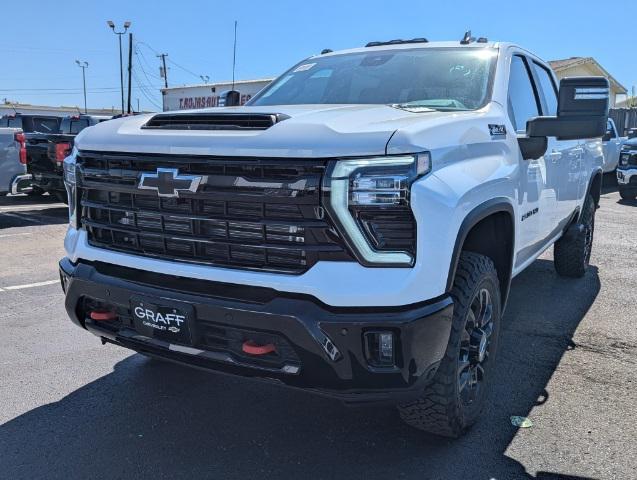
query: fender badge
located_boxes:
[488,124,507,137]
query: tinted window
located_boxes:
[508,56,540,133]
[606,120,616,138]
[251,48,497,110]
[31,117,60,133]
[64,119,90,134]
[533,62,558,116]
[0,117,21,128]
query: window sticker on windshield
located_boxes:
[294,63,316,72]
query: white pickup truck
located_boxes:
[602,118,627,172]
[0,128,30,195]
[59,37,609,437]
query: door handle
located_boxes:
[548,151,562,162]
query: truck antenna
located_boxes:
[232,20,237,91]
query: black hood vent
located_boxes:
[142,112,288,131]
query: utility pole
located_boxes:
[127,32,133,114]
[158,53,168,89]
[107,20,131,114]
[231,20,237,91]
[75,60,89,114]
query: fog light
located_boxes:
[364,331,395,368]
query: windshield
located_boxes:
[250,47,497,111]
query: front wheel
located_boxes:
[554,194,595,278]
[397,252,502,437]
[619,188,636,201]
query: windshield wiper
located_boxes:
[390,103,436,112]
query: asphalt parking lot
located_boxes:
[0,179,635,480]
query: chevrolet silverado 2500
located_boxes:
[59,38,609,437]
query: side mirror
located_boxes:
[602,132,612,142]
[526,77,609,141]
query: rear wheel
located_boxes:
[397,252,501,437]
[554,194,595,278]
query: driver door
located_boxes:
[507,54,554,267]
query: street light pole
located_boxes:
[75,60,89,114]
[107,20,131,114]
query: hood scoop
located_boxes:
[142,112,289,131]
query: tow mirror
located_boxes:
[527,77,610,141]
[519,77,609,160]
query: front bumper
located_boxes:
[59,258,453,404]
[617,167,637,193]
[10,174,33,195]
[30,170,65,193]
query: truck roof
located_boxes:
[312,40,504,59]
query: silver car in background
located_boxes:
[0,128,30,195]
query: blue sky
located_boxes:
[1,0,633,112]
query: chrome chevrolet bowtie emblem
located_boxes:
[138,168,202,198]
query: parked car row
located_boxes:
[0,127,29,195]
[0,112,112,201]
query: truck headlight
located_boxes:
[63,149,78,228]
[324,153,430,266]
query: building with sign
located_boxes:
[161,78,273,112]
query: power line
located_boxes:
[0,86,157,93]
[135,45,162,79]
[0,87,122,92]
[132,70,161,110]
[136,39,202,81]
[167,57,200,80]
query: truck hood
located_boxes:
[74,105,470,158]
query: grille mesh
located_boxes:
[77,151,351,273]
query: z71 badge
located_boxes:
[488,124,507,137]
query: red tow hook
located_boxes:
[242,340,276,356]
[89,310,117,321]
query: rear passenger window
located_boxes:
[508,55,540,133]
[533,62,558,116]
[69,120,90,134]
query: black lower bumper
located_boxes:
[59,258,453,404]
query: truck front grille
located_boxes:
[76,151,352,274]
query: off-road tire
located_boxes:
[619,188,636,200]
[397,252,501,437]
[554,194,595,278]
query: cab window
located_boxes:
[507,55,540,133]
[533,62,558,116]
